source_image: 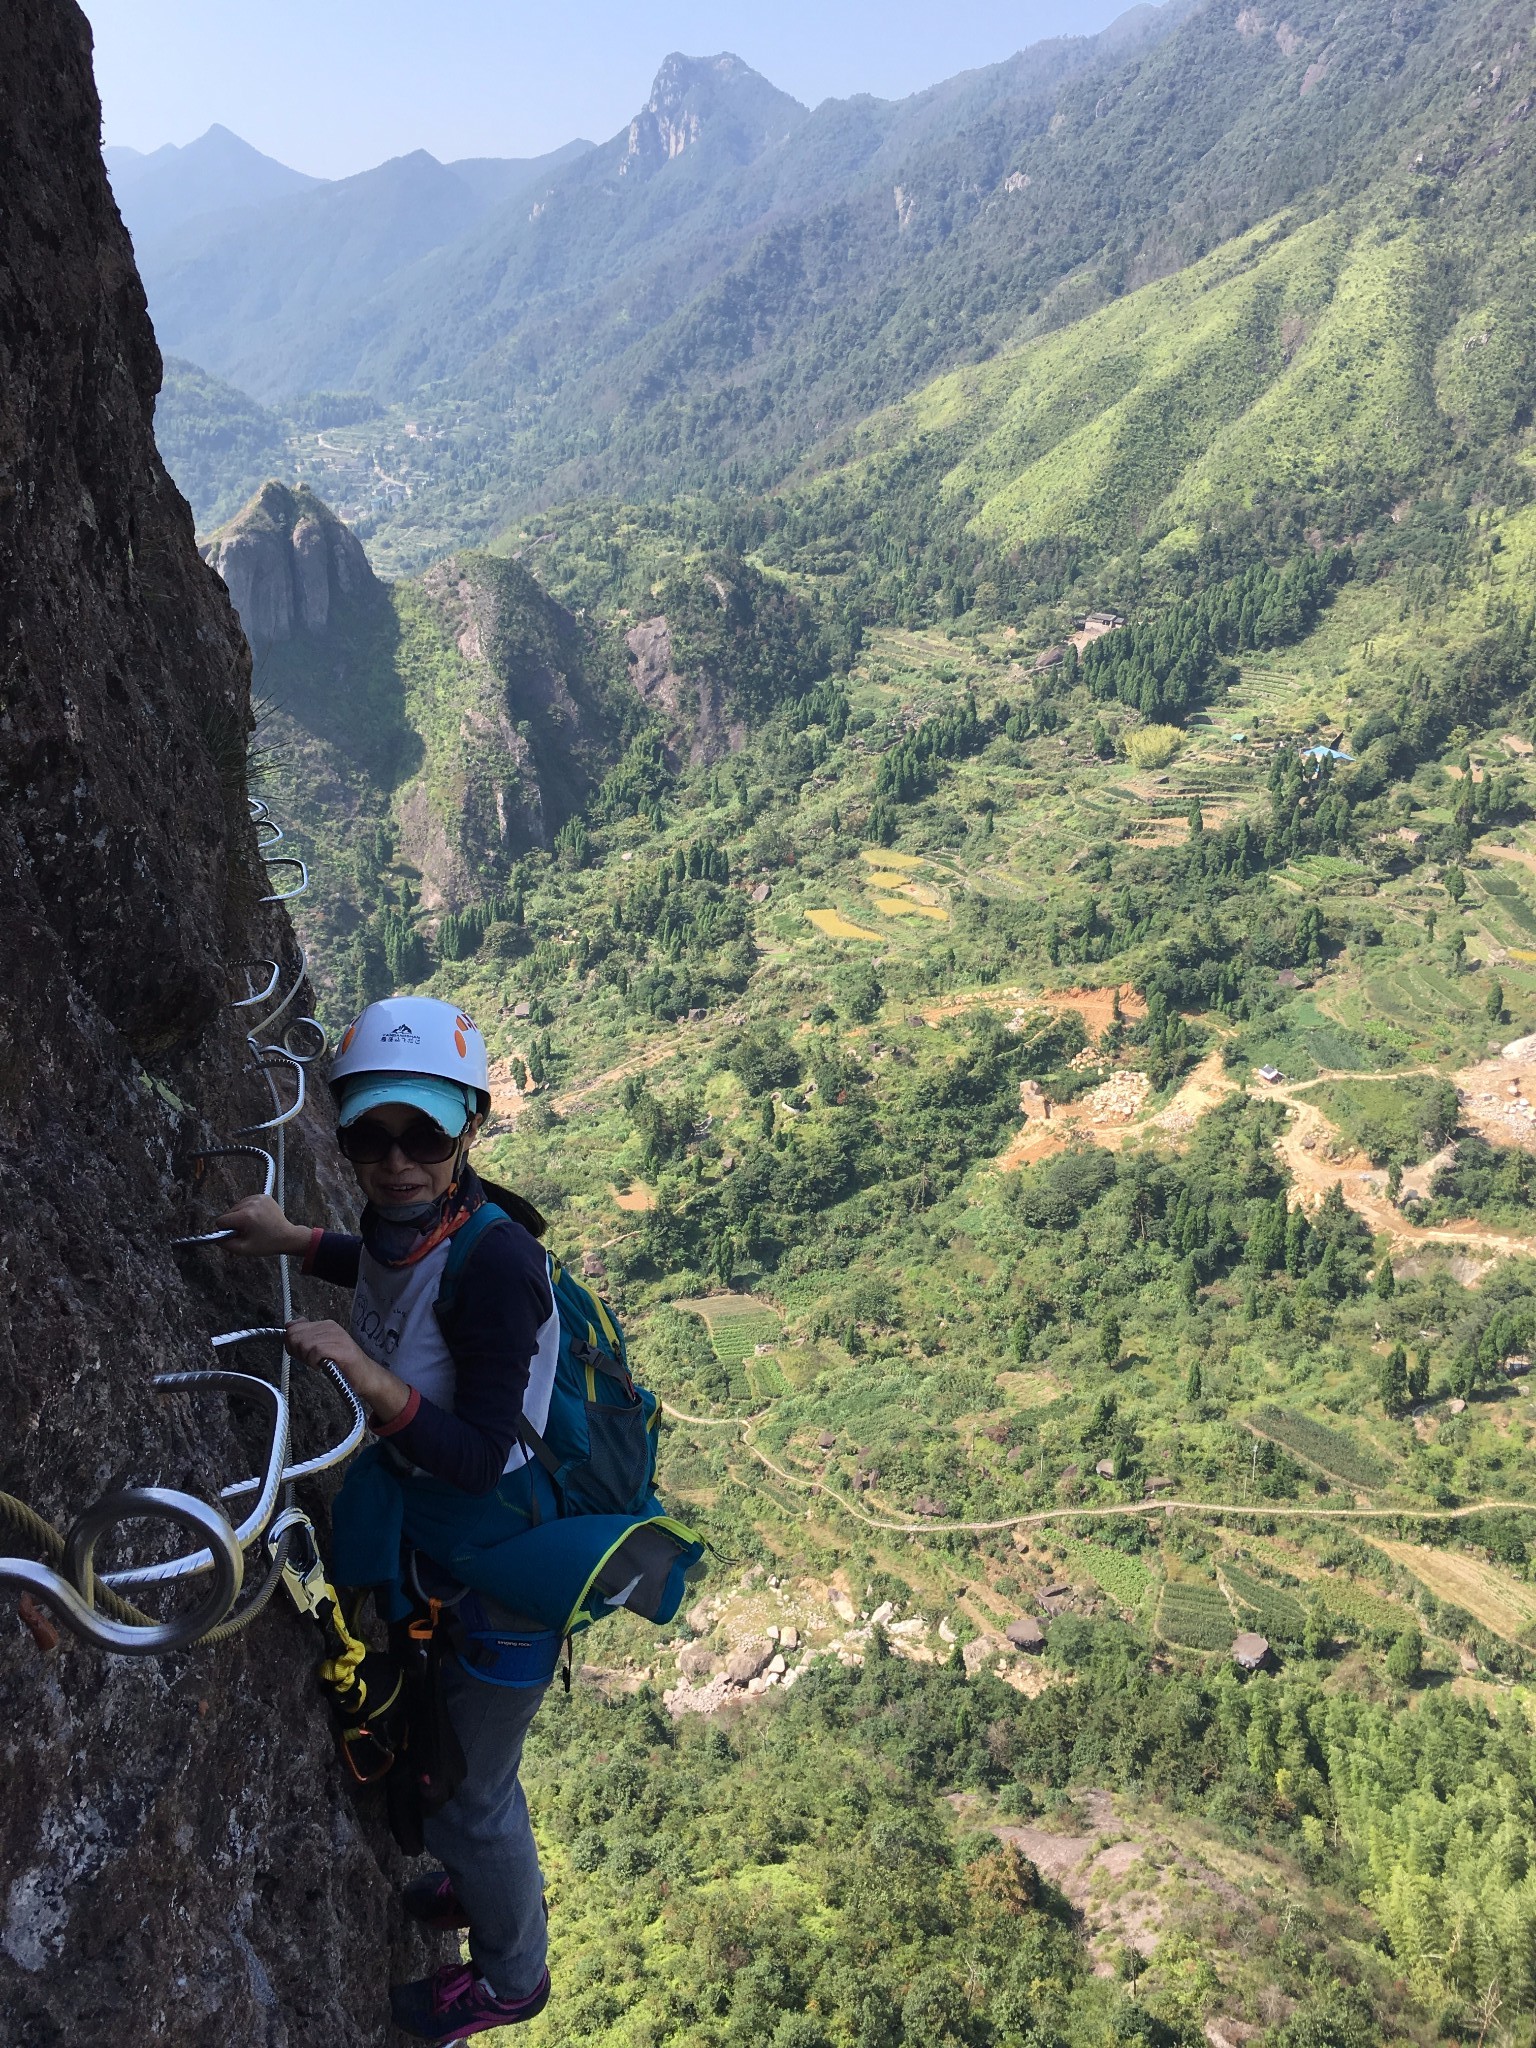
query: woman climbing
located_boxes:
[216,995,558,2042]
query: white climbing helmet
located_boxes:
[330,996,490,1113]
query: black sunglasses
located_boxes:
[337,1116,465,1166]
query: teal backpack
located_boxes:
[435,1183,663,1519]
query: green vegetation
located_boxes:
[155,357,287,529]
[524,1638,1506,2046]
[1218,1562,1307,1645]
[1067,1541,1154,1612]
[1156,1582,1233,1651]
[1296,1075,1461,1167]
[219,10,1536,2036]
[1250,1410,1388,1490]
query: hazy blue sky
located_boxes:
[85,1,1131,176]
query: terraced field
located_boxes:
[1066,1541,1156,1613]
[1369,1539,1536,1645]
[1156,1581,1234,1651]
[1219,1562,1306,1642]
[1251,1408,1390,1490]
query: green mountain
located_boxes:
[147,0,1536,573]
[793,74,1536,568]
[137,138,593,400]
[104,122,322,244]
[218,480,836,1008]
[153,356,290,530]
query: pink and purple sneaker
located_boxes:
[390,1961,550,2041]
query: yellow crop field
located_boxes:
[871,894,950,921]
[859,848,925,871]
[805,908,882,940]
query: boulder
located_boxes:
[725,1645,772,1686]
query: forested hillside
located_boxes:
[146,1,1536,2042]
[144,0,1536,568]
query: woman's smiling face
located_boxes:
[348,1099,480,1208]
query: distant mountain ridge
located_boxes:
[143,0,1534,563]
[104,122,322,243]
[124,135,594,397]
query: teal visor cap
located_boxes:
[335,1073,474,1134]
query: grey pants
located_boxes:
[421,1660,550,1999]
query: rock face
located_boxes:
[386,551,624,908]
[625,614,746,766]
[205,480,377,648]
[619,52,806,180]
[0,6,406,2038]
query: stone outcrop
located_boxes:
[389,553,620,908]
[205,480,377,648]
[625,615,746,766]
[618,52,805,180]
[0,6,412,2038]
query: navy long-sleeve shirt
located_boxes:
[304,1215,554,1495]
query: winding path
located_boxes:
[661,1402,1535,1537]
[1266,1066,1536,1260]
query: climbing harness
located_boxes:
[0,797,363,1656]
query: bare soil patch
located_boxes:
[1452,1048,1536,1153]
[923,982,1146,1038]
[1151,1049,1240,1136]
[990,1788,1256,1971]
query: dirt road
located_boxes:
[660,1402,1536,1540]
[1267,1066,1536,1262]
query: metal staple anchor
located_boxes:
[0,793,353,1655]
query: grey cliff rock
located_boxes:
[0,5,422,2038]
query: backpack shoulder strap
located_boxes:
[435,1203,511,1323]
[549,1259,627,1366]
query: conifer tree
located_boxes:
[1379,1344,1410,1414]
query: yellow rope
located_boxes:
[0,1490,157,1628]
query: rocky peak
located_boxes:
[620,51,807,176]
[205,479,378,648]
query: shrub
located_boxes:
[1124,724,1184,769]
